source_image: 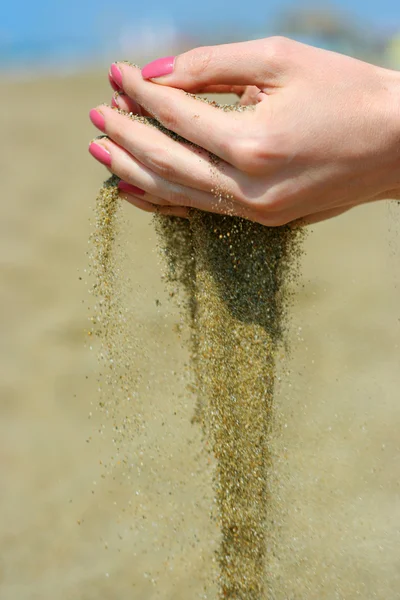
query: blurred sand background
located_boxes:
[0,72,399,599]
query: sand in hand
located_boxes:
[91,102,303,598]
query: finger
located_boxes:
[88,135,299,226]
[180,85,261,101]
[119,188,189,217]
[109,70,120,92]
[189,85,247,95]
[118,180,164,204]
[110,63,258,165]
[88,139,304,226]
[91,105,245,198]
[140,38,287,90]
[240,86,263,106]
[111,92,142,115]
[126,200,189,217]
[89,138,245,217]
[112,92,154,118]
[89,139,264,221]
[123,194,189,217]
[118,180,180,208]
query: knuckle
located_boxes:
[263,187,285,213]
[228,123,292,174]
[118,166,135,185]
[263,36,290,62]
[145,147,176,181]
[230,136,271,174]
[155,101,179,131]
[231,186,248,207]
[109,118,126,147]
[259,36,293,79]
[264,36,303,80]
[110,154,129,181]
[166,183,192,207]
[240,86,262,106]
[184,47,214,82]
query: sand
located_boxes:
[93,100,303,597]
[1,71,400,599]
[157,210,303,598]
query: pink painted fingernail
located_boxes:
[142,56,175,80]
[89,109,106,132]
[111,64,123,89]
[111,95,119,108]
[118,181,145,196]
[89,143,112,167]
[109,71,119,91]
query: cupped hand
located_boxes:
[90,38,400,225]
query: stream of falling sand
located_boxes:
[89,105,303,599]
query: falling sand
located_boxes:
[89,103,303,599]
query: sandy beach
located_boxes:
[1,71,399,599]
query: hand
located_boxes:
[90,38,400,225]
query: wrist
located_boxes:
[375,67,400,199]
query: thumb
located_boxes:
[141,38,285,91]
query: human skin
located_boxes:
[89,37,400,225]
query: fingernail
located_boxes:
[89,109,106,132]
[118,181,145,196]
[142,56,175,80]
[111,64,123,89]
[109,71,119,91]
[89,143,112,167]
[111,95,119,108]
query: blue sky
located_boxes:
[3,0,400,40]
[1,0,400,70]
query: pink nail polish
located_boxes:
[142,56,175,80]
[89,109,106,132]
[109,71,119,91]
[118,181,145,196]
[111,64,123,89]
[111,95,119,108]
[89,143,112,167]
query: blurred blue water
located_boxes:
[1,0,400,75]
